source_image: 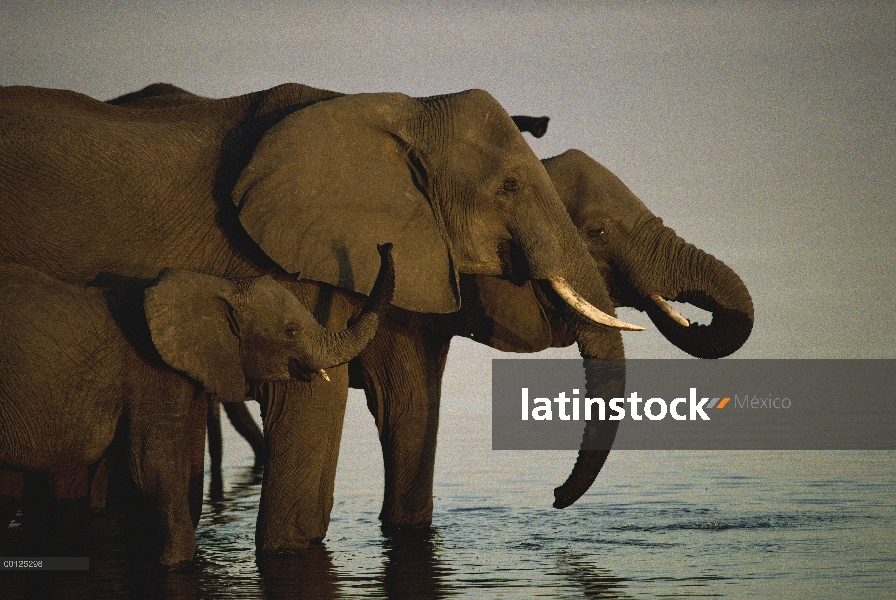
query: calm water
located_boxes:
[3,393,895,599]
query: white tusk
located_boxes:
[549,276,645,331]
[317,368,330,382]
[650,294,690,327]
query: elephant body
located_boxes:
[0,84,338,285]
[0,83,631,553]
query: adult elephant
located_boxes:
[0,84,638,553]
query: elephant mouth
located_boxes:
[287,359,330,383]
[599,265,642,310]
[606,263,690,326]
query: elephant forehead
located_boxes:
[548,153,650,225]
[422,89,533,151]
[245,278,310,318]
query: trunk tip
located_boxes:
[552,491,576,510]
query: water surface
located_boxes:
[3,393,894,598]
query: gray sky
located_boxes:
[2,2,893,395]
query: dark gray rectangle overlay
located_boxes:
[492,359,896,450]
[1,557,89,570]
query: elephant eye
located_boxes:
[502,177,518,192]
[285,324,300,338]
[588,227,605,239]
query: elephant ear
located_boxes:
[144,269,247,403]
[232,93,460,314]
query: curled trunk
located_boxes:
[316,243,395,368]
[624,216,754,359]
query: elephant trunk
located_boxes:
[553,321,625,509]
[317,243,395,368]
[626,216,754,359]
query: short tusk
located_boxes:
[650,294,690,328]
[549,276,645,331]
[317,368,330,382]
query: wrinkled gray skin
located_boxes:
[0,249,394,566]
[0,83,626,553]
[112,85,752,532]
[108,84,269,476]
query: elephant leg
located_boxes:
[256,368,350,553]
[50,467,92,553]
[357,318,452,528]
[129,391,197,567]
[207,398,224,499]
[187,393,208,528]
[222,401,267,468]
[21,472,55,551]
[88,457,110,514]
[16,470,89,554]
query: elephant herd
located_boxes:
[0,81,752,567]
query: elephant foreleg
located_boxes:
[207,398,223,498]
[255,370,350,553]
[356,317,452,528]
[129,388,197,567]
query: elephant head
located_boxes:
[231,90,640,334]
[544,150,753,358]
[145,244,396,402]
[466,146,754,507]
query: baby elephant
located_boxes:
[0,244,394,567]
